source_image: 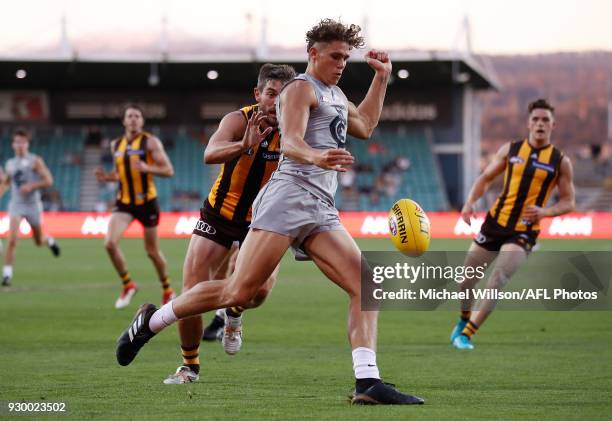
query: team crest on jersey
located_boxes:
[330,115,347,147]
[509,156,525,165]
[330,106,347,148]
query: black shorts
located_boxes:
[474,214,538,252]
[113,199,160,228]
[192,201,249,249]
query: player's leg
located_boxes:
[222,261,280,355]
[27,209,60,257]
[464,243,528,338]
[143,226,174,305]
[202,244,237,341]
[116,229,291,366]
[303,229,424,405]
[164,234,229,384]
[2,215,21,286]
[104,212,135,308]
[172,230,289,317]
[245,265,279,309]
[450,243,497,343]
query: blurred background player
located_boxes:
[450,99,576,350]
[95,105,175,309]
[163,64,296,384]
[117,19,424,405]
[0,128,60,287]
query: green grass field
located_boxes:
[0,237,611,420]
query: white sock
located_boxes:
[3,266,13,279]
[47,237,56,247]
[216,308,226,318]
[352,347,380,380]
[148,301,178,333]
[226,314,242,328]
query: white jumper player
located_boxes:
[0,128,60,286]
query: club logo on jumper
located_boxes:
[330,108,347,148]
[194,220,217,235]
[509,156,525,165]
[532,161,555,172]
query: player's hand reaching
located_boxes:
[19,183,34,194]
[522,205,546,224]
[241,111,273,151]
[365,50,392,76]
[313,149,354,172]
[461,203,475,225]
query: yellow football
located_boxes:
[388,199,431,257]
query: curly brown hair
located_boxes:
[305,18,365,51]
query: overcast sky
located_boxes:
[0,0,610,56]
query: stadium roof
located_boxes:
[0,51,499,91]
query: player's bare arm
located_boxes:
[0,168,9,197]
[20,157,53,194]
[461,142,510,224]
[94,140,120,182]
[522,156,576,224]
[280,81,354,171]
[347,50,392,139]
[204,110,273,164]
[135,137,174,177]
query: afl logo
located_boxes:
[388,215,398,236]
[329,115,347,147]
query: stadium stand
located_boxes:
[337,130,449,212]
[4,128,610,213]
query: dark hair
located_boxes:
[528,99,555,115]
[305,18,365,51]
[122,103,145,120]
[257,64,297,90]
[13,127,30,140]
